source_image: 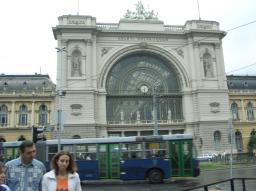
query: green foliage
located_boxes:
[247,132,256,154]
[199,162,227,171]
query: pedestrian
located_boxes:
[42,150,82,191]
[5,140,46,191]
[0,162,11,191]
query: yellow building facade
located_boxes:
[0,74,56,141]
[227,75,256,152]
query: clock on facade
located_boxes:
[140,85,148,93]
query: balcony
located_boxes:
[107,119,184,125]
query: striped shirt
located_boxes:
[5,157,46,191]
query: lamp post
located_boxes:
[56,47,66,152]
[228,118,234,179]
[153,87,158,136]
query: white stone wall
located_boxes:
[53,15,230,152]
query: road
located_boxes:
[81,166,256,191]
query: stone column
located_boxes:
[31,101,35,126]
[61,40,68,89]
[187,37,197,88]
[92,35,97,88]
[241,99,246,121]
[214,42,225,88]
[86,40,92,87]
[193,42,202,80]
[10,101,15,128]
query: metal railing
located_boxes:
[181,178,256,191]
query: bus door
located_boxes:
[97,144,120,179]
[169,140,192,176]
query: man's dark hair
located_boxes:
[19,140,34,153]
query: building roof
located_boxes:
[227,75,256,89]
[0,74,56,92]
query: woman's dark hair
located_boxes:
[51,151,77,175]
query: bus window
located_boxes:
[121,143,143,159]
[145,142,167,159]
[48,145,58,161]
[75,144,96,160]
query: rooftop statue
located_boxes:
[124,1,158,20]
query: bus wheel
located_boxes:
[148,169,163,184]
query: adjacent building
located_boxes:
[0,74,56,141]
[227,75,256,152]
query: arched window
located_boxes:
[0,105,8,126]
[72,135,81,139]
[246,102,254,121]
[19,104,28,125]
[235,131,243,152]
[106,53,182,124]
[231,102,239,120]
[39,104,48,126]
[214,131,221,150]
[71,50,82,77]
[203,52,214,78]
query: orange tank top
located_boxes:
[56,176,68,191]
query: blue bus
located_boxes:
[0,134,200,183]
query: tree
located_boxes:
[248,129,256,158]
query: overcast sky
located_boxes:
[0,0,255,82]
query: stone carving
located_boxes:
[101,47,110,57]
[136,110,140,121]
[210,102,220,113]
[120,110,124,121]
[70,104,82,116]
[203,49,214,78]
[124,1,158,20]
[71,50,82,77]
[168,109,172,120]
[176,49,184,58]
[138,42,148,48]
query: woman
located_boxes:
[0,162,11,191]
[42,151,82,191]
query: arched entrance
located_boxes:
[105,52,183,124]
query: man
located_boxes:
[5,140,46,191]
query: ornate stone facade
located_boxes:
[53,11,230,153]
[0,74,55,141]
[227,75,256,152]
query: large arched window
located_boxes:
[235,130,243,152]
[231,102,239,121]
[39,104,48,126]
[246,102,254,121]
[19,104,28,125]
[0,105,8,126]
[106,53,182,124]
[214,131,221,150]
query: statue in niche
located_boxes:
[136,110,140,121]
[120,110,124,121]
[71,50,82,77]
[168,109,172,120]
[203,51,213,78]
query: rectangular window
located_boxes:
[19,114,27,125]
[0,114,7,126]
[39,114,47,125]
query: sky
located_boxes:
[0,0,256,83]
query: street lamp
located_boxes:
[152,87,158,135]
[56,47,66,152]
